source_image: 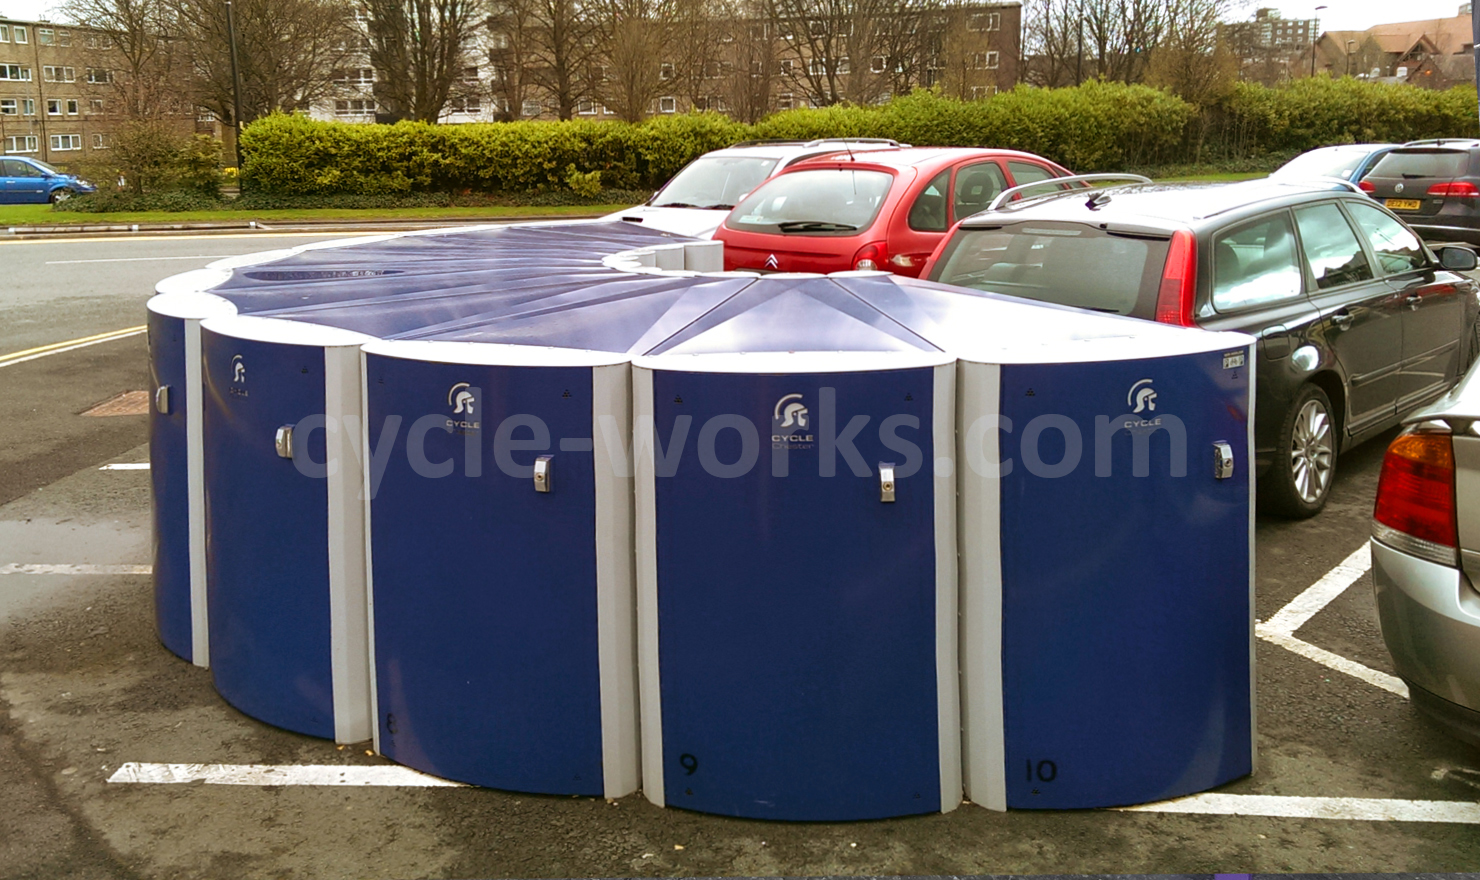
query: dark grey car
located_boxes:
[925,179,1480,516]
[1361,140,1480,246]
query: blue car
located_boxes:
[0,155,97,204]
[1268,143,1400,184]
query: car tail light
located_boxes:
[1358,180,1376,193]
[1153,229,1197,327]
[1372,425,1458,567]
[853,241,887,271]
[1427,181,1480,198]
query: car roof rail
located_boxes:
[802,137,902,147]
[983,173,1154,214]
[1302,176,1366,194]
[728,138,807,148]
[1400,138,1480,148]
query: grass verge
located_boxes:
[0,203,636,227]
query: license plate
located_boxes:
[1385,198,1422,211]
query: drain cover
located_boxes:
[81,390,150,417]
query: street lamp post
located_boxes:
[1311,5,1327,77]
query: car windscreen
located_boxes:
[651,156,779,210]
[930,222,1170,318]
[1273,148,1369,180]
[726,169,893,235]
[1370,149,1469,179]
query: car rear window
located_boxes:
[1370,149,1469,179]
[652,156,778,210]
[930,222,1170,317]
[1273,148,1369,180]
[726,169,893,235]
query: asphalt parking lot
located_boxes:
[2,231,1479,880]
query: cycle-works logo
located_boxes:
[228,355,248,398]
[771,392,814,449]
[1128,378,1157,415]
[446,382,479,432]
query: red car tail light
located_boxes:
[1358,180,1376,193]
[1153,229,1197,327]
[1373,426,1458,567]
[853,241,888,271]
[1427,182,1480,198]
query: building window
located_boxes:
[871,55,886,73]
[0,64,32,81]
[0,24,8,42]
[659,61,674,80]
[354,6,370,21]
[47,99,62,115]
[57,29,71,46]
[66,99,78,114]
[969,85,996,100]
[577,99,598,115]
[90,98,104,113]
[38,27,53,44]
[333,99,375,116]
[5,135,38,153]
[0,98,13,114]
[460,65,478,82]
[448,96,480,113]
[86,33,114,49]
[93,133,109,149]
[22,98,33,115]
[748,23,767,40]
[86,67,113,83]
[521,99,541,117]
[489,32,508,49]
[198,108,217,122]
[808,57,827,76]
[335,67,374,84]
[750,60,763,77]
[837,56,850,75]
[777,92,793,110]
[43,66,76,82]
[13,26,27,43]
[51,134,82,151]
[658,95,676,113]
[969,12,1001,31]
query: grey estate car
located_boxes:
[925,178,1480,517]
[1373,359,1480,746]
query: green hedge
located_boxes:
[239,80,1479,195]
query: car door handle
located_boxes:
[1331,312,1354,329]
[1405,294,1423,310]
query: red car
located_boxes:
[715,147,1076,276]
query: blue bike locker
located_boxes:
[199,315,375,743]
[361,340,639,798]
[633,351,961,821]
[146,290,237,666]
[957,335,1258,810]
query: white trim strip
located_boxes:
[361,350,382,757]
[107,762,463,787]
[1257,629,1410,698]
[1115,792,1480,823]
[47,255,246,265]
[1261,542,1372,636]
[100,463,150,470]
[1245,344,1259,768]
[932,361,962,813]
[0,328,145,369]
[0,564,151,575]
[633,367,665,808]
[325,345,373,745]
[593,362,640,799]
[186,318,209,668]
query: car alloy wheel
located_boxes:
[1290,397,1335,505]
[51,188,73,204]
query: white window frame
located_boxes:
[577,98,598,115]
[90,98,104,113]
[0,98,13,115]
[521,98,541,117]
[985,50,999,69]
[870,55,886,73]
[0,24,8,42]
[22,98,33,115]
[777,91,793,110]
[5,135,39,153]
[92,133,109,149]
[57,29,71,46]
[37,27,53,45]
[46,99,62,116]
[969,12,1001,31]
[50,134,81,151]
[13,26,27,43]
[659,61,674,81]
[658,95,676,113]
[87,67,112,84]
[0,64,32,81]
[43,66,76,83]
[459,65,479,83]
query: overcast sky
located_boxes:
[0,0,1473,36]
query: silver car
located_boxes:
[1373,357,1480,746]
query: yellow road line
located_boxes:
[0,325,147,368]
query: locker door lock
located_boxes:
[1213,441,1234,480]
[154,385,171,414]
[533,455,553,493]
[275,425,295,460]
[879,462,896,503]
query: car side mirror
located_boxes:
[1436,245,1478,271]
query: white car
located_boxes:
[607,138,907,238]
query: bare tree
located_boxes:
[170,0,355,125]
[763,0,944,107]
[486,0,539,118]
[505,0,601,119]
[1145,0,1235,105]
[598,0,676,122]
[717,0,776,122]
[364,0,483,122]
[61,0,182,119]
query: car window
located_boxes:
[3,158,41,177]
[726,169,893,235]
[1293,203,1375,290]
[952,162,1006,224]
[652,156,778,210]
[1211,213,1303,311]
[0,159,22,177]
[1369,149,1468,179]
[931,222,1168,317]
[1273,148,1369,180]
[1007,161,1057,186]
[908,169,950,232]
[1345,201,1427,276]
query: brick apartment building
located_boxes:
[0,16,127,166]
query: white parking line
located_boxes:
[0,564,151,575]
[45,255,245,265]
[1117,792,1480,824]
[108,762,463,787]
[99,463,150,470]
[1254,540,1408,697]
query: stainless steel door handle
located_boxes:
[154,385,171,414]
[275,425,295,459]
[533,455,553,493]
[879,463,896,503]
